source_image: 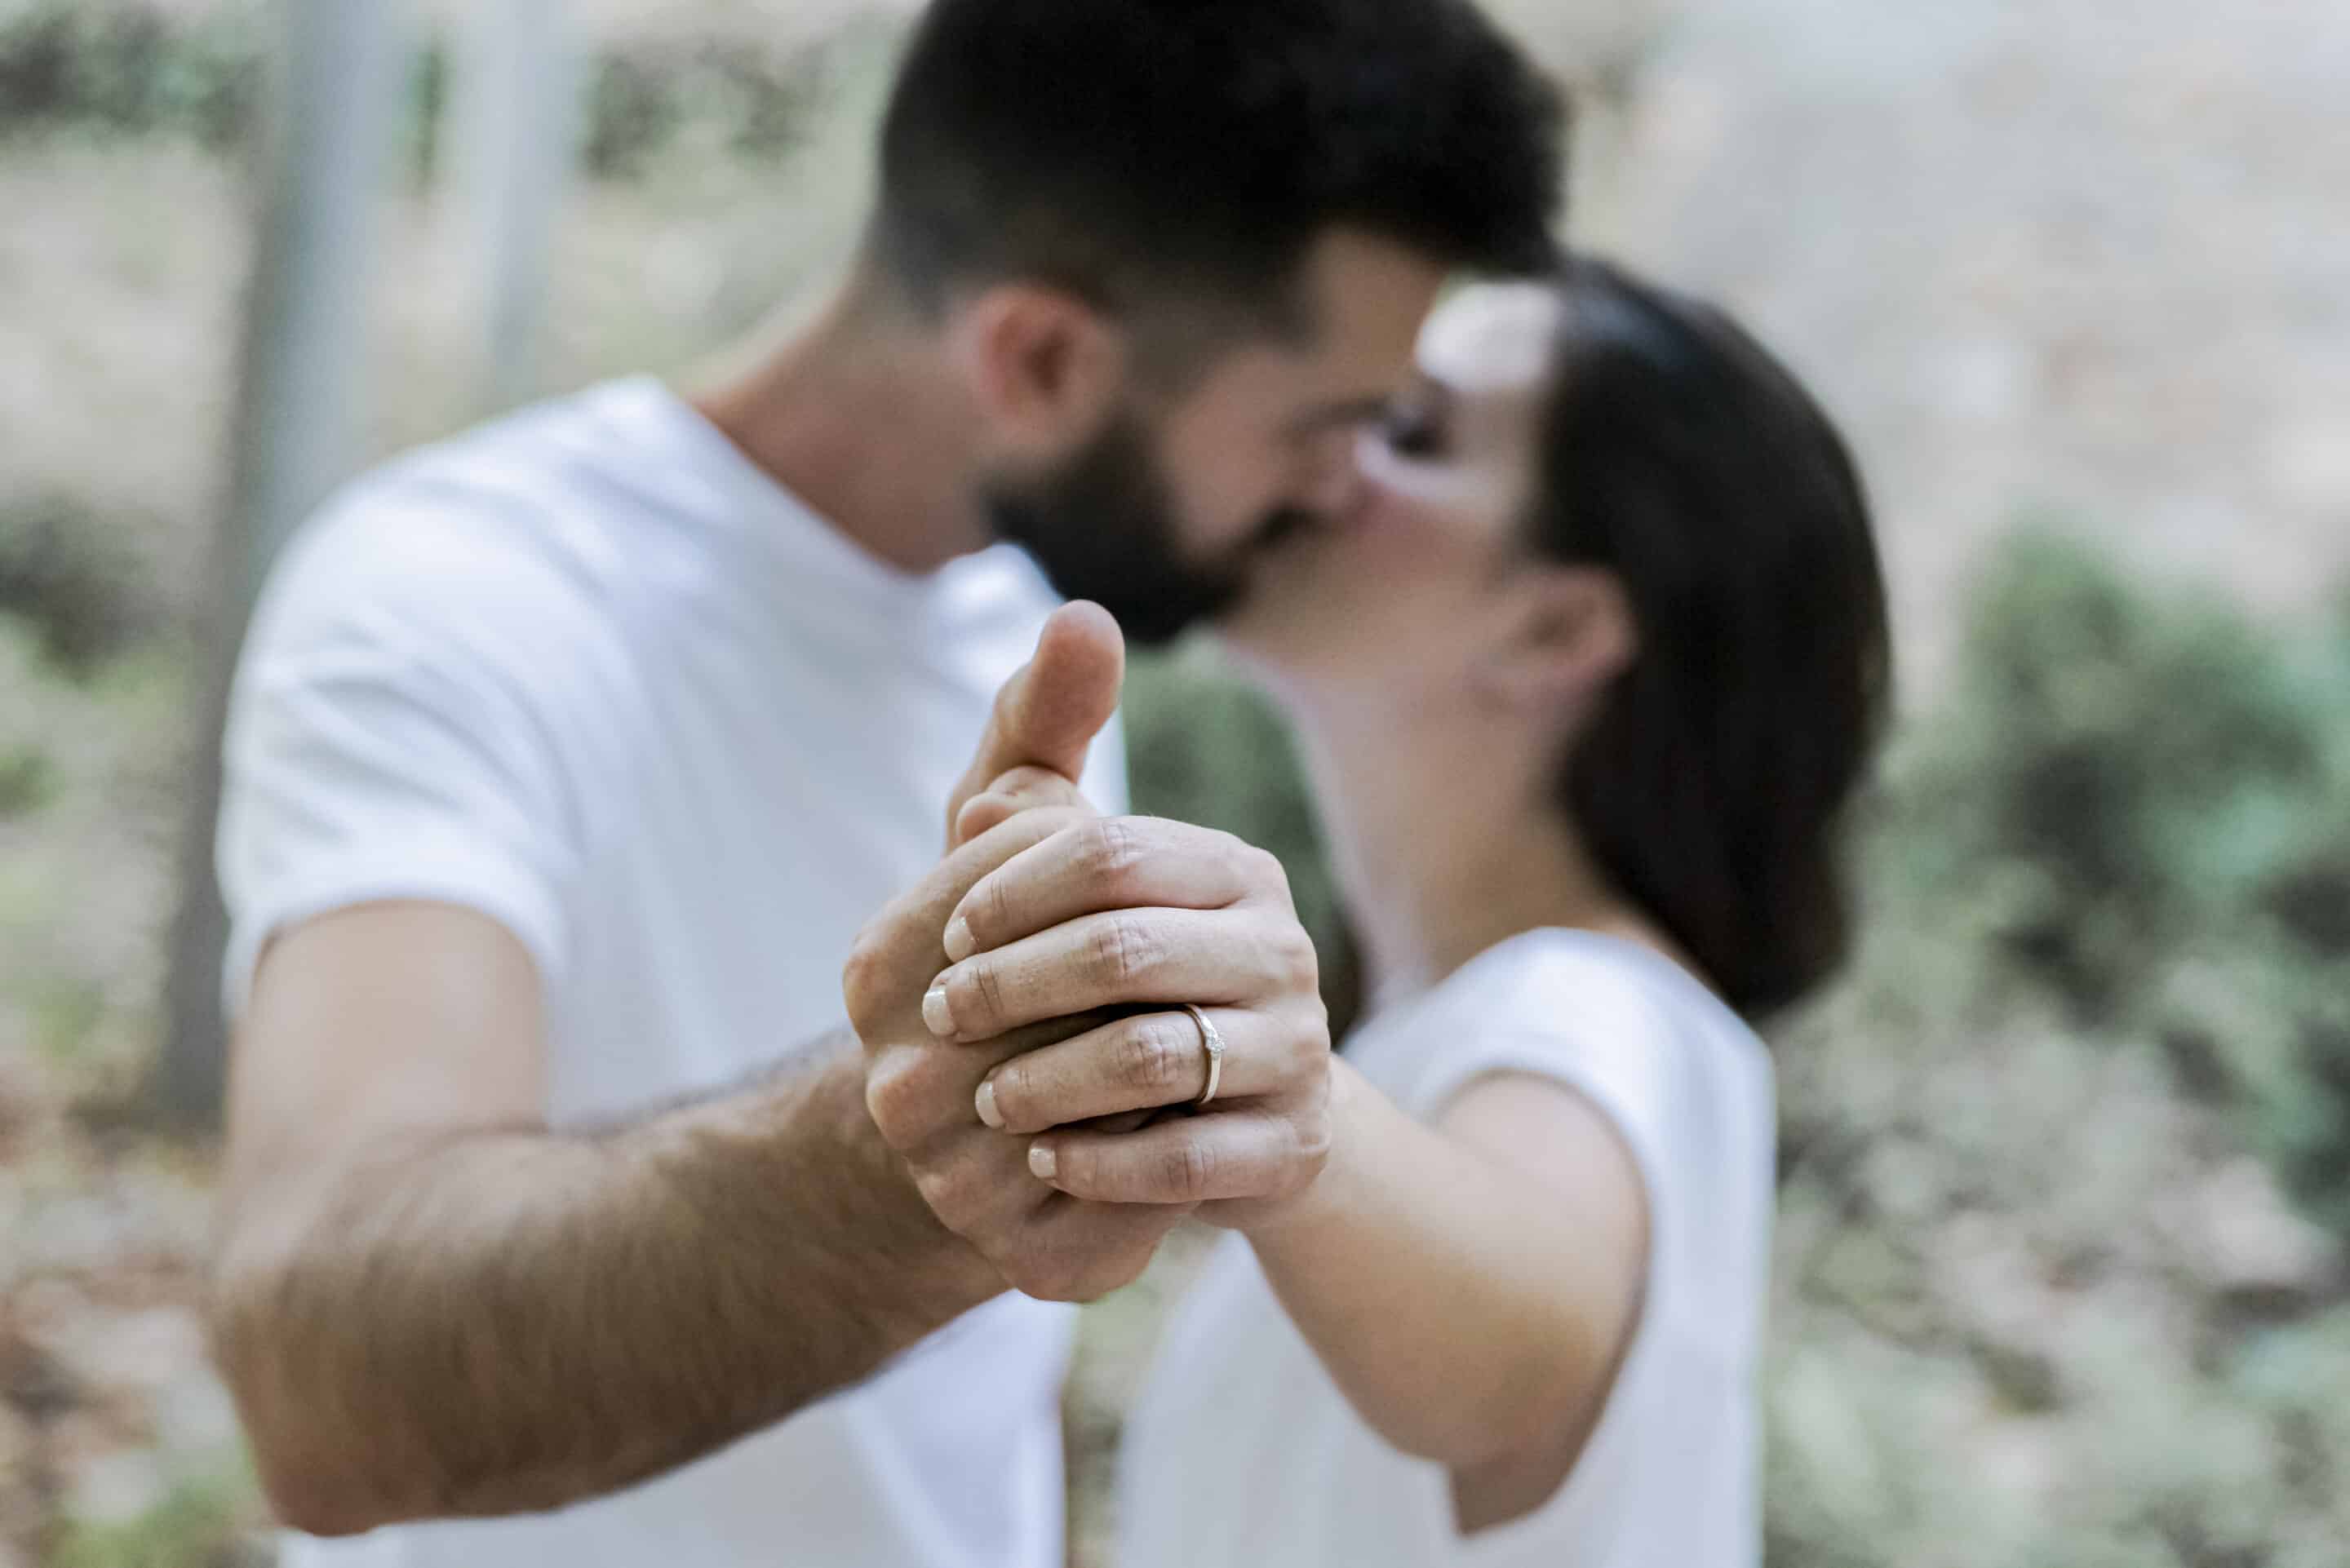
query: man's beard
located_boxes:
[983,410,1306,648]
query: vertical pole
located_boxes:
[447,0,579,414]
[152,0,405,1127]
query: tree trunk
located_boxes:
[446,0,580,415]
[150,0,405,1130]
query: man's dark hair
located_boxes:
[871,0,1566,350]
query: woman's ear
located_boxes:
[948,284,1130,462]
[1472,565,1638,715]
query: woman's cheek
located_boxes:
[1348,480,1483,587]
[1355,434,1517,519]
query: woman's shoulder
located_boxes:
[1373,927,1772,1140]
[1446,927,1755,1048]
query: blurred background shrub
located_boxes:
[1757,535,2350,1568]
[0,2,833,181]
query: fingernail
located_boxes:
[975,1078,1004,1130]
[923,983,956,1039]
[1028,1144,1058,1180]
[942,915,975,964]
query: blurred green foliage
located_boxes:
[578,38,828,179]
[1861,532,2350,1236]
[47,1463,261,1568]
[0,3,257,152]
[0,492,163,679]
[1123,647,1362,1035]
[0,2,836,183]
[0,742,55,817]
[1767,532,2350,1566]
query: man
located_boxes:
[206,2,1563,1565]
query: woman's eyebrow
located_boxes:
[1287,393,1404,437]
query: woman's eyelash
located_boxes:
[1384,410,1444,457]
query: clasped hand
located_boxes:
[845,606,1333,1301]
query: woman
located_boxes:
[1097,257,1892,1566]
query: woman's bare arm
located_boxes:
[1240,1058,1648,1523]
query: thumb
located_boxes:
[946,602,1125,847]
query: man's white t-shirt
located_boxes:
[1118,930,1774,1568]
[219,375,1126,1568]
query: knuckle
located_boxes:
[1270,919,1320,991]
[987,765,1044,796]
[1279,1039,1328,1096]
[1226,836,1284,894]
[1283,1002,1332,1076]
[1060,1272,1115,1306]
[1159,1137,1216,1202]
[1120,1018,1191,1094]
[914,1165,987,1234]
[1080,818,1145,892]
[863,1059,924,1146]
[1033,1269,1087,1304]
[1257,846,1297,900]
[1005,766,1083,810]
[1239,843,1301,917]
[866,1049,968,1148]
[1005,1251,1082,1304]
[1291,1105,1335,1172]
[1288,920,1321,977]
[840,931,888,1030]
[1066,1251,1146,1304]
[956,795,1013,846]
[1107,1233,1164,1292]
[1089,915,1160,989]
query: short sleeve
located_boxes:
[1407,937,1695,1187]
[216,498,587,1021]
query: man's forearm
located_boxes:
[210,1031,1001,1535]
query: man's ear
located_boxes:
[1473,565,1638,714]
[948,284,1130,460]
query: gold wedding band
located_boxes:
[1182,1004,1225,1108]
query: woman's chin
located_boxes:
[1205,526,1394,697]
[1198,616,1284,680]
[1204,609,1355,719]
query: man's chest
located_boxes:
[540,658,1001,1118]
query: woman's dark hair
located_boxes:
[1530,257,1891,1020]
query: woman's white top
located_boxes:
[1118,928,1775,1568]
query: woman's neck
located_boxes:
[1287,699,1672,1012]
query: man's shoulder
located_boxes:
[370,376,672,522]
[258,383,666,660]
[228,398,685,775]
